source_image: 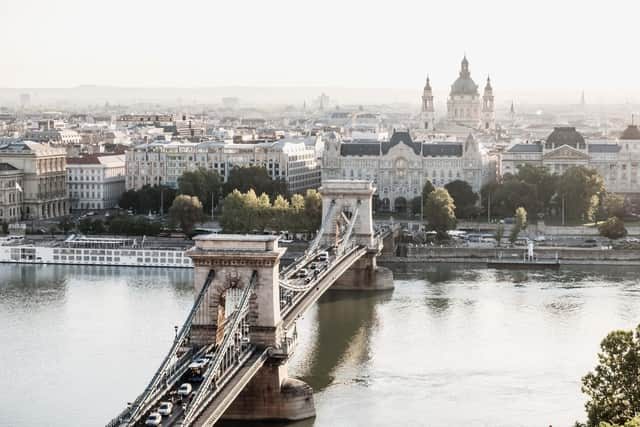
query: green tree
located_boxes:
[494,223,505,246]
[59,216,74,234]
[515,164,558,215]
[219,190,246,233]
[169,195,204,234]
[303,189,322,231]
[118,185,176,215]
[598,217,627,240]
[421,180,436,217]
[178,168,222,215]
[581,323,640,427]
[424,188,457,239]
[223,166,288,199]
[445,179,478,218]
[509,207,527,244]
[602,193,626,220]
[558,166,605,222]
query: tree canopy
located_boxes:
[178,168,222,215]
[119,185,177,215]
[558,166,605,222]
[169,194,204,234]
[445,179,478,218]
[598,216,627,240]
[223,166,288,199]
[220,189,321,234]
[424,188,457,239]
[509,206,527,243]
[581,323,640,427]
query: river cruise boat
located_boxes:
[0,235,193,268]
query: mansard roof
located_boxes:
[340,143,380,156]
[588,144,621,153]
[381,131,422,155]
[620,124,640,140]
[508,143,543,153]
[339,132,464,158]
[545,127,585,149]
[422,143,463,157]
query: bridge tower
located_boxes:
[319,180,394,290]
[188,235,315,422]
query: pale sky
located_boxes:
[1,0,639,93]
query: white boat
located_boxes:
[0,235,193,268]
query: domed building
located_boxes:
[446,56,494,130]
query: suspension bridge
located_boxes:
[106,180,397,427]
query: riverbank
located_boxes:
[381,245,640,266]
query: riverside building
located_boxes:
[501,124,640,202]
[67,154,126,211]
[322,130,485,212]
[125,138,320,194]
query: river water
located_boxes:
[1,263,639,427]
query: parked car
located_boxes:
[145,412,162,426]
[177,383,193,396]
[158,401,173,416]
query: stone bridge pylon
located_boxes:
[318,180,393,290]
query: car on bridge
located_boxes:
[296,268,309,278]
[158,401,173,416]
[144,412,162,426]
[317,251,329,262]
[177,383,193,397]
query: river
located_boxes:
[0,263,639,427]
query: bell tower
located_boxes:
[421,76,435,130]
[482,76,495,131]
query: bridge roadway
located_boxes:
[124,241,376,427]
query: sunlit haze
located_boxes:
[2,0,640,104]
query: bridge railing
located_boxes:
[106,269,216,427]
[179,271,258,426]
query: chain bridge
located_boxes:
[106,180,398,427]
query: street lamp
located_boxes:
[174,325,179,341]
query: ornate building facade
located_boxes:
[501,125,640,200]
[322,131,484,212]
[0,141,68,220]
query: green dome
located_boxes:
[450,55,479,96]
[450,76,479,96]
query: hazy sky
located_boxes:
[2,0,639,92]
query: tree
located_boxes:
[178,168,222,215]
[219,190,246,233]
[118,185,176,215]
[509,207,527,244]
[421,180,436,218]
[581,323,640,427]
[515,164,558,215]
[424,188,457,239]
[602,193,626,220]
[303,189,322,231]
[494,223,505,246]
[59,216,74,234]
[223,166,288,199]
[169,195,204,234]
[445,180,478,218]
[598,216,627,240]
[558,166,605,222]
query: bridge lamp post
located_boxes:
[174,325,179,341]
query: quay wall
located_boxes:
[384,245,640,265]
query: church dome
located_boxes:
[545,127,586,149]
[620,124,640,140]
[450,56,479,96]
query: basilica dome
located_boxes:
[450,56,479,96]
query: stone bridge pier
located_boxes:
[319,180,394,290]
[187,235,315,421]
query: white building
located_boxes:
[125,139,321,194]
[501,125,640,201]
[322,130,485,212]
[0,141,68,220]
[67,154,126,210]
